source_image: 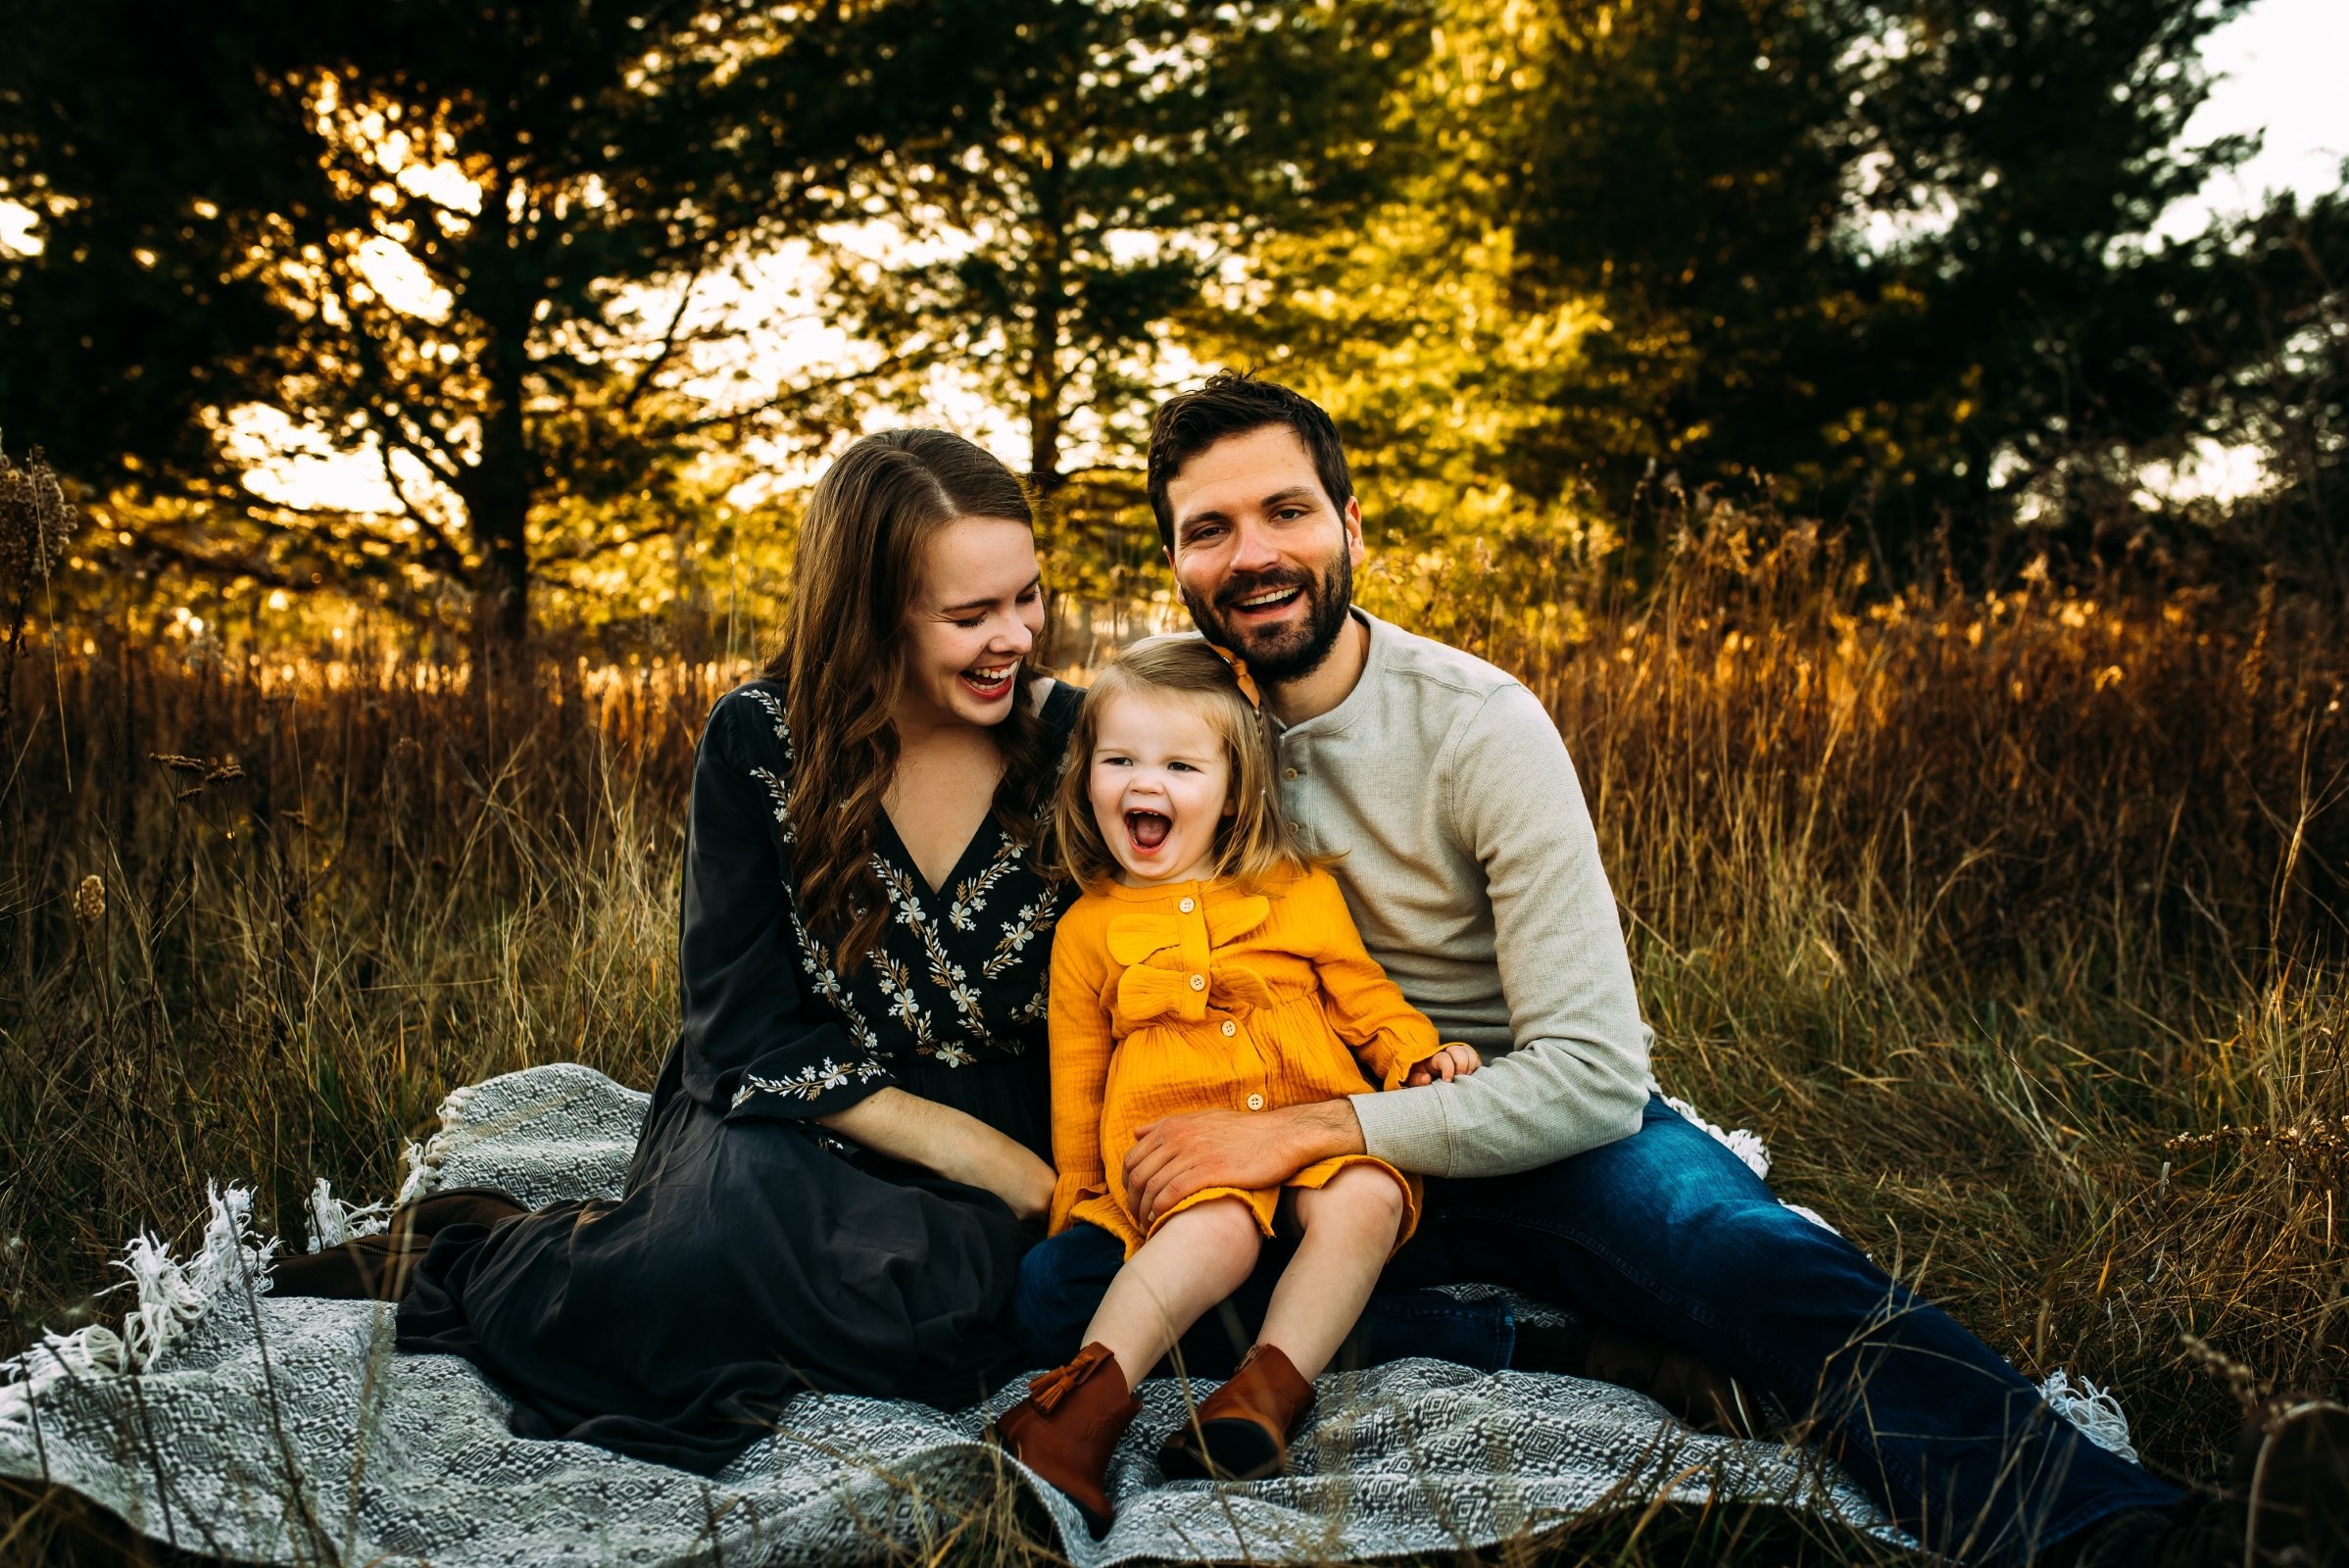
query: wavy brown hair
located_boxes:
[1054,637,1319,893]
[763,430,1052,970]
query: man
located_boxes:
[1017,371,2346,1566]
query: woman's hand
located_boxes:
[819,1088,1056,1220]
[1404,1043,1481,1087]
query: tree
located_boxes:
[817,0,1427,595]
[1195,2,1596,554]
[1495,0,2340,564]
[0,0,1019,641]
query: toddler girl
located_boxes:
[993,637,1477,1531]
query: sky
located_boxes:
[2159,0,2345,238]
[2,0,2344,511]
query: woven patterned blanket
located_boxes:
[1,1064,2133,1566]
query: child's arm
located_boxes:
[1297,870,1455,1090]
[1046,903,1117,1235]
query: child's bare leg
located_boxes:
[1256,1164,1407,1378]
[1082,1197,1263,1383]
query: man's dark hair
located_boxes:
[1146,370,1354,552]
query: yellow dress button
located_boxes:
[1220,1020,1237,1038]
[1189,973,1206,992]
[1178,897,1196,913]
[1246,1093,1265,1110]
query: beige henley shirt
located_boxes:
[1274,611,1654,1178]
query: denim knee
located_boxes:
[1012,1224,1124,1369]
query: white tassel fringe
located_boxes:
[306,1178,393,1252]
[1663,1094,1772,1179]
[392,1083,478,1208]
[0,1183,278,1427]
[2038,1368,2139,1462]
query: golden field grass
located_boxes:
[1,513,2343,1564]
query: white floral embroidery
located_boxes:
[947,830,1022,931]
[750,766,795,846]
[731,1054,888,1107]
[873,858,928,931]
[785,905,884,1058]
[982,887,1060,979]
[916,916,988,1038]
[928,1041,975,1068]
[743,687,794,767]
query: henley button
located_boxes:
[1188,973,1206,992]
[1178,897,1196,913]
[1283,767,1298,781]
[1246,1093,1265,1110]
[1220,1020,1237,1038]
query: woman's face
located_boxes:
[895,514,1045,735]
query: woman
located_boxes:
[283,430,1080,1473]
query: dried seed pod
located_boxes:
[0,446,77,601]
[73,874,105,928]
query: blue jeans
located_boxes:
[1015,1094,2178,1565]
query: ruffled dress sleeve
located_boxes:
[1044,895,1117,1235]
[672,686,898,1123]
[1296,869,1449,1091]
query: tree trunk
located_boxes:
[465,186,538,652]
[1026,150,1067,528]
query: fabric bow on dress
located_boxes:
[1106,898,1279,1025]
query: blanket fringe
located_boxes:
[306,1178,393,1252]
[392,1083,479,1208]
[0,1184,277,1427]
[1662,1094,1772,1179]
[2038,1368,2138,1463]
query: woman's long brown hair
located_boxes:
[763,430,1052,971]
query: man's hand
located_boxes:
[1405,1043,1481,1087]
[1122,1099,1365,1228]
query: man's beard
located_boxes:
[1181,552,1354,683]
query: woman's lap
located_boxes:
[392,1099,1029,1473]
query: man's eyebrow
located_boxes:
[1175,485,1320,535]
[937,576,1042,615]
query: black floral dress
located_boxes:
[397,678,1084,1473]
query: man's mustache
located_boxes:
[1212,569,1315,611]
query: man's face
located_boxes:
[1163,425,1364,682]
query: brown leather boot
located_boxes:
[990,1343,1141,1537]
[1158,1344,1315,1482]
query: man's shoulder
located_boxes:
[1368,614,1521,701]
[1364,615,1535,728]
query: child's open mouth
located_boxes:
[1124,809,1172,855]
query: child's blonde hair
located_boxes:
[1054,637,1316,890]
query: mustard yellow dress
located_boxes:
[1045,864,1448,1255]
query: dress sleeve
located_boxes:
[1299,870,1448,1091]
[673,689,898,1123]
[1045,900,1116,1234]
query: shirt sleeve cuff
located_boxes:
[725,1053,896,1121]
[1349,1085,1455,1176]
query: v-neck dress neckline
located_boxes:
[875,802,1004,902]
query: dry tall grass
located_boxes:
[2,512,2343,1563]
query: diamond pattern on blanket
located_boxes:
[2,1063,1915,1566]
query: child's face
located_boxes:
[1086,690,1237,885]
